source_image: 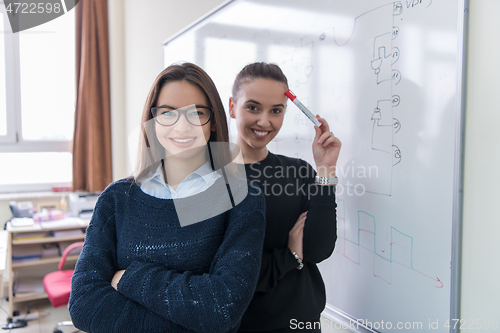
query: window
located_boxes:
[0,5,75,193]
[0,10,13,140]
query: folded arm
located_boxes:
[69,195,182,333]
[116,192,266,333]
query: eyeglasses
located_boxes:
[151,105,213,126]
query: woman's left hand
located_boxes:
[111,270,126,290]
[313,115,342,176]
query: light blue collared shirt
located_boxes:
[140,162,221,199]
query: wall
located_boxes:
[461,0,500,324]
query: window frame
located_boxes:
[0,3,74,193]
[0,6,17,144]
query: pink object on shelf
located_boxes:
[33,210,65,222]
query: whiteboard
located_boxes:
[163,1,466,332]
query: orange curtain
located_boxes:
[72,0,112,192]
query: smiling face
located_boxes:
[229,78,287,158]
[154,80,212,161]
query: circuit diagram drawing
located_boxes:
[279,2,404,196]
[334,199,443,288]
[351,1,403,196]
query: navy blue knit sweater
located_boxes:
[69,177,266,333]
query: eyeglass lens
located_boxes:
[154,106,211,126]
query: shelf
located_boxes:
[11,255,80,268]
[6,220,88,316]
[12,292,48,303]
[6,219,90,233]
[12,224,86,233]
[12,234,85,245]
[0,191,71,201]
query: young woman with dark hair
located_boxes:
[69,62,266,333]
[229,62,342,333]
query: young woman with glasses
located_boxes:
[69,62,266,333]
[229,62,342,333]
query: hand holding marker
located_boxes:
[285,89,322,127]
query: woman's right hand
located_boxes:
[111,270,125,290]
[288,211,307,259]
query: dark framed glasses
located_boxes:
[151,105,213,126]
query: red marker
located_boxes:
[285,89,322,127]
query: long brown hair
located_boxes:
[133,62,231,182]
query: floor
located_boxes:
[0,297,351,333]
[0,298,78,333]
